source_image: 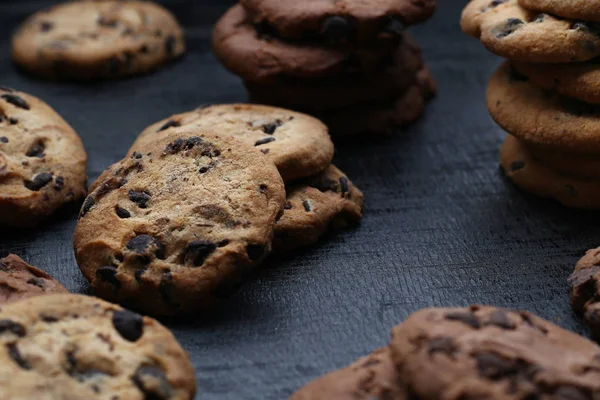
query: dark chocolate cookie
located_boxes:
[0,294,196,399]
[74,133,286,317]
[12,1,185,80]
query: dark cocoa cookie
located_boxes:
[390,305,600,400]
[129,104,334,182]
[291,348,406,400]
[212,5,398,84]
[12,1,185,80]
[500,134,600,209]
[246,35,424,112]
[513,60,600,105]
[240,0,435,45]
[462,0,600,62]
[519,0,600,23]
[569,247,600,339]
[74,133,286,317]
[488,62,600,153]
[0,87,87,228]
[0,294,196,399]
[0,254,68,305]
[274,165,363,253]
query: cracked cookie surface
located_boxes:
[12,1,185,80]
[0,294,195,400]
[0,87,87,228]
[74,133,285,317]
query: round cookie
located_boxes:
[488,62,600,153]
[500,135,600,209]
[212,5,398,84]
[569,247,600,339]
[0,87,87,228]
[0,294,196,399]
[246,36,424,112]
[461,0,600,62]
[240,0,435,45]
[74,133,286,317]
[519,0,600,23]
[129,104,334,182]
[0,254,68,305]
[274,165,363,253]
[291,348,406,400]
[390,305,600,400]
[513,60,600,105]
[12,1,185,80]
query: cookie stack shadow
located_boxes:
[462,0,600,209]
[211,1,437,137]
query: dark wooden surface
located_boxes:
[1,0,599,398]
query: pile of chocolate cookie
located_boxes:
[212,0,437,136]
[462,0,600,209]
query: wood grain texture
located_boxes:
[0,0,598,398]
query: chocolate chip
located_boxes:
[262,119,282,134]
[533,13,546,23]
[112,310,144,342]
[1,94,30,110]
[508,66,529,82]
[134,267,147,283]
[199,166,210,173]
[139,45,150,54]
[159,271,178,307]
[0,320,26,337]
[26,142,45,158]
[259,184,268,194]
[54,176,64,191]
[320,15,354,45]
[475,352,515,379]
[302,200,312,212]
[311,179,337,192]
[246,244,265,261]
[486,309,515,330]
[428,337,457,356]
[6,343,30,370]
[128,190,151,208]
[163,137,206,155]
[8,118,17,125]
[183,241,216,267]
[40,21,54,32]
[126,235,162,260]
[484,0,508,11]
[132,365,173,399]
[24,172,53,191]
[519,312,548,334]
[115,206,131,219]
[510,160,525,172]
[382,17,404,36]
[165,35,176,56]
[445,311,481,329]
[255,137,276,146]
[339,177,349,194]
[571,21,600,35]
[157,119,180,132]
[80,196,95,217]
[96,266,120,289]
[493,18,524,39]
[0,137,8,143]
[284,201,292,210]
[27,277,45,288]
[97,16,117,27]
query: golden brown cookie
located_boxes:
[74,133,286,317]
[0,87,87,228]
[12,1,185,80]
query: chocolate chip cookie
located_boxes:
[0,87,87,228]
[390,305,600,400]
[462,0,600,62]
[0,294,196,399]
[74,133,286,317]
[488,62,600,153]
[212,5,397,84]
[274,165,363,252]
[513,60,600,105]
[0,254,68,305]
[569,247,600,339]
[291,347,406,400]
[519,0,600,23]
[12,1,185,80]
[524,144,600,179]
[240,0,436,45]
[246,35,424,112]
[500,135,600,209]
[129,104,334,182]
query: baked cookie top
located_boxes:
[0,254,68,305]
[0,87,87,228]
[391,305,600,400]
[74,132,285,317]
[519,0,600,23]
[240,0,436,45]
[461,0,600,62]
[12,1,185,80]
[0,294,196,399]
[129,104,334,183]
[487,62,600,152]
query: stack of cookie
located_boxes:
[212,0,437,136]
[74,104,365,318]
[462,0,600,209]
